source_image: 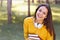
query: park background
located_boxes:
[0,0,60,40]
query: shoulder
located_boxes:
[24,17,34,23]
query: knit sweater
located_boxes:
[23,17,53,40]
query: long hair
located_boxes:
[34,4,56,40]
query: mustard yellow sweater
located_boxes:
[23,17,53,40]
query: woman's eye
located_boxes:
[43,12,46,15]
[39,10,42,12]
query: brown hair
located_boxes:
[34,4,56,40]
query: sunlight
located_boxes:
[12,0,24,5]
[52,12,60,21]
[52,12,60,16]
[12,16,15,19]
[12,20,15,23]
[12,5,28,11]
[0,18,7,20]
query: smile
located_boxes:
[38,15,42,18]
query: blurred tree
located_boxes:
[37,0,40,3]
[7,0,12,23]
[1,0,3,7]
[55,0,60,4]
[32,0,34,3]
[55,0,57,4]
[28,0,30,16]
[46,0,49,4]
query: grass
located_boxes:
[0,23,24,40]
[0,1,60,40]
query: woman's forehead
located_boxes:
[38,6,48,12]
[39,6,47,10]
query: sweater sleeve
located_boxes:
[23,18,28,40]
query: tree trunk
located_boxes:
[37,0,40,3]
[32,0,34,3]
[55,0,60,4]
[1,0,3,7]
[28,0,30,17]
[46,0,49,4]
[7,0,12,23]
[55,0,57,4]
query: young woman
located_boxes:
[23,4,56,40]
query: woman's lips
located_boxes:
[38,14,42,18]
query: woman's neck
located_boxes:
[35,19,43,24]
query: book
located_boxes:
[28,34,40,40]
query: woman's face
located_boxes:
[36,6,48,21]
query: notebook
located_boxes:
[28,34,40,40]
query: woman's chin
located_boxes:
[37,18,42,20]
